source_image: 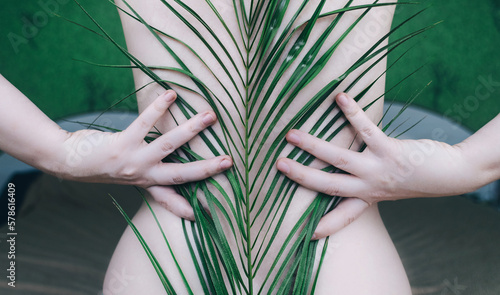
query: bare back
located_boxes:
[104,1,411,294]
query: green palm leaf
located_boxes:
[73,0,433,293]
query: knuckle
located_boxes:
[119,166,139,180]
[158,200,172,211]
[332,157,349,170]
[171,175,185,185]
[343,215,356,228]
[139,119,151,131]
[379,172,397,190]
[324,185,341,196]
[360,126,374,138]
[160,141,175,154]
[367,190,384,201]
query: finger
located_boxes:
[150,155,233,185]
[285,129,366,175]
[312,198,370,240]
[125,90,177,141]
[276,158,368,198]
[336,93,388,152]
[147,110,217,158]
[146,186,195,221]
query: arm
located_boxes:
[0,74,232,219]
[277,92,500,239]
[457,113,500,188]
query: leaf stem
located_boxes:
[244,32,253,295]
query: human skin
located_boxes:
[0,75,231,216]
[278,92,500,240]
[105,0,411,294]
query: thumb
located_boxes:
[312,198,369,240]
[146,186,195,221]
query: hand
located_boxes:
[61,90,233,220]
[277,93,471,239]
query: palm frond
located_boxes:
[73,0,431,293]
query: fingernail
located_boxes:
[311,233,318,240]
[286,131,301,145]
[186,212,195,221]
[277,159,290,174]
[337,93,348,106]
[164,91,176,102]
[219,158,232,170]
[202,112,216,126]
[183,208,195,221]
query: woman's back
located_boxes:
[104,1,411,294]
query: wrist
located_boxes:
[454,139,495,194]
[53,129,121,183]
[35,129,74,179]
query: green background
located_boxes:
[387,0,500,131]
[0,0,136,119]
[1,0,499,132]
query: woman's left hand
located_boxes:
[277,93,470,240]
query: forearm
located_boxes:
[0,76,230,193]
[0,74,69,175]
[457,113,500,191]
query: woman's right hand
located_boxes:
[61,90,233,220]
[0,74,232,220]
